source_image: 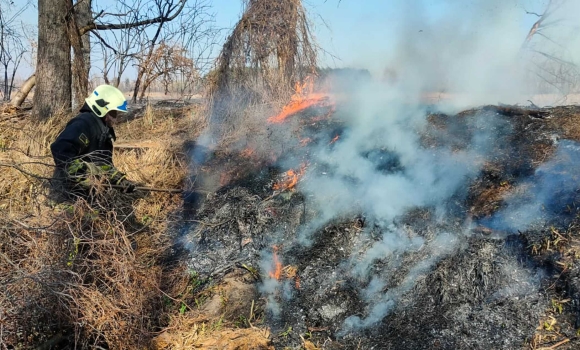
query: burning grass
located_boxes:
[267,77,333,124]
[175,101,580,349]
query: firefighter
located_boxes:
[50,84,136,199]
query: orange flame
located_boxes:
[268,76,331,124]
[273,163,307,191]
[269,246,283,280]
[241,147,255,158]
[329,135,340,144]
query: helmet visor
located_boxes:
[117,100,128,112]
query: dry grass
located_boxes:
[153,315,273,350]
[0,102,206,348]
[0,100,276,348]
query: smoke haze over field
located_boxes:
[322,0,580,107]
[484,140,580,233]
[288,80,511,331]
[190,0,580,339]
[277,0,580,331]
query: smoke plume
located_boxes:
[288,0,580,332]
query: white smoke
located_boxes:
[318,0,580,108]
[341,232,460,333]
[297,81,504,245]
[258,246,295,319]
[288,0,580,332]
[222,0,580,335]
[484,140,580,233]
[286,79,507,332]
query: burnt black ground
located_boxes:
[183,105,580,349]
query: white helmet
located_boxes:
[85,85,128,117]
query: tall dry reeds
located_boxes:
[207,0,318,141]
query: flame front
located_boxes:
[273,163,307,191]
[268,76,331,124]
[269,245,282,280]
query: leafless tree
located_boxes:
[95,23,140,88]
[171,0,220,98]
[522,0,580,97]
[130,0,218,101]
[0,0,31,101]
[522,0,566,47]
[91,0,216,101]
[30,0,200,118]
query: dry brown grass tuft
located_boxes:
[552,106,580,141]
[118,101,206,145]
[152,314,273,350]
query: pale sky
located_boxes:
[17,0,544,78]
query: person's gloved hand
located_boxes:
[117,177,136,193]
[110,170,136,193]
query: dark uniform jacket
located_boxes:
[51,103,117,171]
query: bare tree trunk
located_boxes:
[132,20,165,103]
[8,54,25,101]
[34,0,72,118]
[139,73,163,101]
[133,66,145,103]
[10,74,35,107]
[71,0,91,107]
[3,63,8,101]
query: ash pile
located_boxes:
[183,88,580,349]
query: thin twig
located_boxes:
[540,338,570,350]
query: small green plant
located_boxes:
[211,316,224,331]
[179,303,187,314]
[551,299,570,314]
[235,315,249,328]
[278,326,292,338]
[141,214,152,225]
[189,270,202,289]
[57,203,75,214]
[543,316,557,331]
[84,209,99,221]
[552,299,563,314]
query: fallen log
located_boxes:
[10,74,36,108]
[482,105,551,119]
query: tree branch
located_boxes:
[92,30,119,55]
[78,0,187,35]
